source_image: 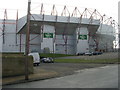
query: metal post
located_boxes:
[3,19,5,44]
[53,15,57,54]
[20,34,22,52]
[16,10,18,45]
[3,9,7,44]
[25,0,31,80]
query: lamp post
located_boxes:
[25,0,31,80]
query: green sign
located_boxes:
[78,35,87,40]
[44,33,53,38]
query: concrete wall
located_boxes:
[2,55,33,77]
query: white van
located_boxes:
[28,52,40,66]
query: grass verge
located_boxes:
[54,58,119,64]
[39,53,74,58]
[2,53,119,64]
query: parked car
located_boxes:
[77,53,85,56]
[84,52,93,56]
[77,51,103,56]
[92,52,103,55]
[40,57,54,63]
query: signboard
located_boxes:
[78,35,87,40]
[44,33,53,38]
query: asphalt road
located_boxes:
[35,63,107,77]
[3,65,118,88]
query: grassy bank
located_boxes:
[2,53,74,58]
[2,53,119,64]
[54,58,119,64]
[40,53,74,58]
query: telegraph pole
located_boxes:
[25,0,31,80]
[118,2,120,52]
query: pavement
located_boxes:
[3,65,118,88]
[2,67,58,85]
[2,63,108,86]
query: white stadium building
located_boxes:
[0,3,118,55]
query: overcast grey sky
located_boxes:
[0,0,119,21]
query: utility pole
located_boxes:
[25,0,31,80]
[118,2,120,52]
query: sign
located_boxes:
[44,33,53,38]
[78,35,87,40]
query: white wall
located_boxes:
[76,27,89,54]
[2,20,20,52]
[41,25,55,53]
